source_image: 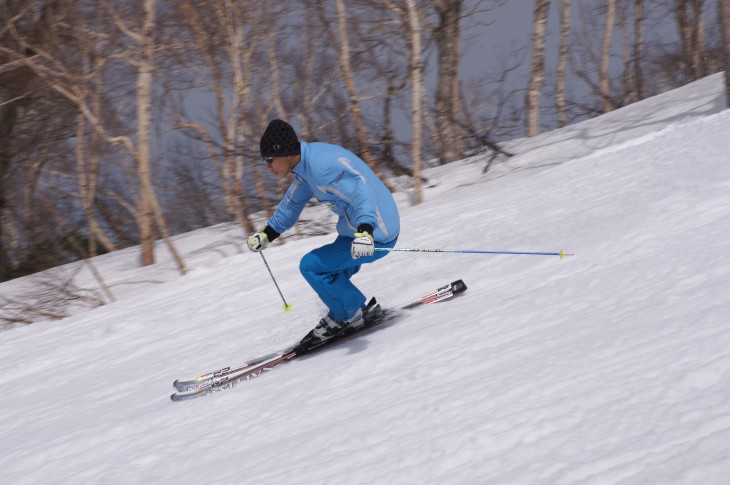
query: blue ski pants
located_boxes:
[299,235,397,321]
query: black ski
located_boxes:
[170,279,467,402]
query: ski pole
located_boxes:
[259,252,293,311]
[374,247,574,259]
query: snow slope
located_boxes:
[1,74,729,484]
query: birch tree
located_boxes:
[634,0,644,101]
[556,0,571,128]
[108,0,185,270]
[173,1,269,233]
[333,0,384,179]
[3,0,186,272]
[599,0,617,112]
[675,0,707,81]
[526,0,551,137]
[405,0,425,204]
[432,0,464,164]
[134,0,158,266]
[720,0,730,107]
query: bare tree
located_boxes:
[405,0,425,204]
[172,1,269,233]
[116,0,186,271]
[0,55,33,279]
[675,0,707,81]
[347,1,412,176]
[634,0,645,101]
[0,1,80,280]
[599,0,617,112]
[721,0,730,107]
[332,0,385,179]
[568,0,644,118]
[2,0,187,273]
[432,0,465,164]
[556,0,571,127]
[134,0,158,266]
[73,8,117,259]
[224,0,262,234]
[372,0,428,200]
[526,0,551,137]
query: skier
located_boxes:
[247,119,400,349]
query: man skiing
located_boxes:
[247,119,400,349]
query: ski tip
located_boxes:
[173,379,197,392]
[171,390,203,402]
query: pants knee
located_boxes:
[299,252,317,279]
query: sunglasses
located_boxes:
[263,157,273,164]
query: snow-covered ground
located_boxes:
[1,73,729,484]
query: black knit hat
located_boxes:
[260,119,300,158]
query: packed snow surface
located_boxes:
[1,74,729,484]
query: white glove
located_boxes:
[247,230,269,252]
[351,232,374,259]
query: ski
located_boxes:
[170,279,467,402]
[172,351,284,393]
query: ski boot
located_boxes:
[297,308,364,352]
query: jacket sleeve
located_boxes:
[267,177,314,235]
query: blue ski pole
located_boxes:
[374,247,574,259]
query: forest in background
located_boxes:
[1,0,730,286]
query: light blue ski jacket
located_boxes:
[267,141,400,243]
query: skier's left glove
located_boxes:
[351,224,375,259]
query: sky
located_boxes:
[1,73,729,483]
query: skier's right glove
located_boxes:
[247,230,269,252]
[247,225,280,252]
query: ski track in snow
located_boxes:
[1,74,730,484]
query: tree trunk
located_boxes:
[526,0,551,137]
[0,63,30,279]
[690,0,706,79]
[266,2,286,121]
[334,0,384,180]
[600,0,617,112]
[720,0,730,107]
[556,0,571,128]
[620,2,632,104]
[634,0,644,101]
[405,0,424,204]
[137,0,156,267]
[264,3,290,218]
[675,0,705,81]
[433,0,463,164]
[77,47,116,258]
[225,0,256,234]
[136,0,186,273]
[76,113,116,259]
